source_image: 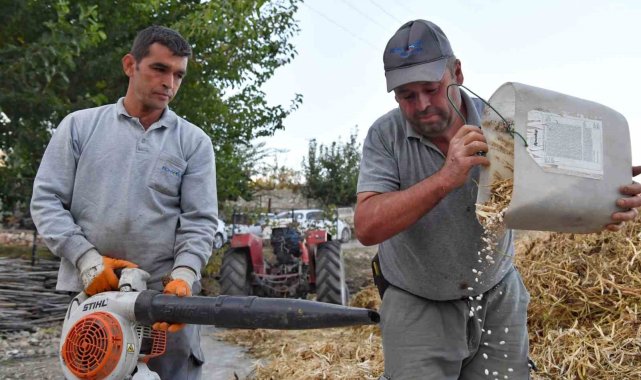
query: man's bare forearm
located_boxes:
[355,170,456,245]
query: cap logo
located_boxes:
[389,39,423,59]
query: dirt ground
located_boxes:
[0,240,377,379]
[342,239,378,294]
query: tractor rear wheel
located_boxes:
[315,240,350,305]
[219,248,252,296]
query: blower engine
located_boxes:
[60,268,379,380]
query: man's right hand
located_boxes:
[439,124,490,189]
[77,249,138,296]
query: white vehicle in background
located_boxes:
[274,209,352,243]
[336,207,355,231]
[214,218,228,250]
[225,212,275,240]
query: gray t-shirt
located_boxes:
[357,91,513,300]
[31,98,218,291]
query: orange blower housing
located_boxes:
[60,292,165,380]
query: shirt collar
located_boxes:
[115,97,178,129]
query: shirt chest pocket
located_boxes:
[148,152,187,196]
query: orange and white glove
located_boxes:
[77,249,138,296]
[152,267,196,333]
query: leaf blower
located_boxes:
[59,268,379,379]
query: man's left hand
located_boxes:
[606,170,641,231]
[152,267,196,333]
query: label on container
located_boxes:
[526,110,604,179]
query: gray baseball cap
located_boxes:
[384,20,453,92]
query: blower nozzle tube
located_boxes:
[134,291,380,329]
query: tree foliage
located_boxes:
[302,129,361,207]
[252,150,302,191]
[0,0,302,216]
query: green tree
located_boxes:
[253,150,302,191]
[0,0,301,217]
[302,128,361,207]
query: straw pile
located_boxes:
[219,286,383,379]
[516,218,641,379]
[219,217,641,379]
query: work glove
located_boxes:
[152,267,197,333]
[77,249,138,296]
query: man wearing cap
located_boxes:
[354,19,641,379]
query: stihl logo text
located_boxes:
[83,299,108,312]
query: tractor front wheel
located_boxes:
[340,227,351,243]
[315,240,350,305]
[213,233,225,250]
[219,248,252,296]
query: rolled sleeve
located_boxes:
[357,125,400,194]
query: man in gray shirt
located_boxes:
[355,20,641,379]
[31,26,218,379]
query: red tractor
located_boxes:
[218,222,350,305]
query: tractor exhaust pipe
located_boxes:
[134,291,380,329]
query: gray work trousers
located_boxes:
[147,324,204,380]
[379,268,530,380]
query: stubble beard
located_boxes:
[407,109,451,138]
[140,88,171,113]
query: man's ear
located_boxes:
[454,59,464,85]
[122,54,136,77]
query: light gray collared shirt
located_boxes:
[31,98,218,291]
[357,91,513,300]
